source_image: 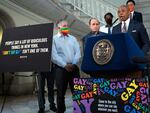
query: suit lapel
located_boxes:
[133,11,137,20]
[118,23,122,32]
[127,20,133,33]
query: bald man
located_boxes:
[82,18,106,50]
[112,5,149,54]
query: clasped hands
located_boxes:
[64,63,76,72]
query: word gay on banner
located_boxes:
[73,77,149,113]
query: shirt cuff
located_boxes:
[61,62,67,68]
[72,60,77,65]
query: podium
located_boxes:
[81,33,145,74]
[73,33,149,113]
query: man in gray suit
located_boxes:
[112,5,149,54]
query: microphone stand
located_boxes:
[132,56,150,98]
[112,18,119,26]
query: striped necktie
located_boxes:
[130,13,133,19]
[122,21,127,33]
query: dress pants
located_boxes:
[54,64,80,113]
[37,71,55,109]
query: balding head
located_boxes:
[57,20,68,28]
[88,18,100,32]
[118,5,130,21]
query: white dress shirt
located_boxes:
[52,33,81,68]
[100,25,113,34]
[121,17,130,32]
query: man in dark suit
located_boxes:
[82,18,106,50]
[126,0,143,23]
[112,5,149,54]
[82,18,106,77]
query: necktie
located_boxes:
[122,22,127,33]
[108,27,111,34]
[130,13,133,19]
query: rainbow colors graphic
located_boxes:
[73,77,149,113]
[2,51,9,55]
[60,27,70,34]
[2,50,21,55]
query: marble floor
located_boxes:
[0,90,73,113]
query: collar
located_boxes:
[122,17,130,25]
[105,24,112,27]
[57,32,62,37]
[90,31,100,35]
[131,11,134,14]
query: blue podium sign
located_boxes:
[81,33,145,73]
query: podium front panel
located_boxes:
[81,33,145,73]
[73,77,149,113]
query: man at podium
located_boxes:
[112,5,150,54]
[82,18,106,50]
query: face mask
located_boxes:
[60,27,70,36]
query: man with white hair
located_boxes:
[52,20,81,113]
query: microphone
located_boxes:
[132,56,150,64]
[112,18,119,26]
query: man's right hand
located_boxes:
[64,64,74,72]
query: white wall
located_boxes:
[0,2,49,27]
[101,0,126,7]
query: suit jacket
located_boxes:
[112,20,149,54]
[133,11,143,23]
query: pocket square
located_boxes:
[132,30,136,32]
